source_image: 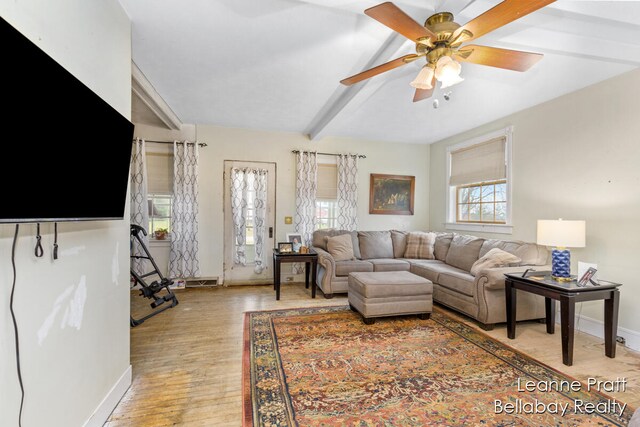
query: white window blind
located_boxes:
[450,136,506,186]
[316,163,337,200]
[147,152,174,194]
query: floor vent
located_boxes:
[185,277,219,287]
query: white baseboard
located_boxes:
[83,365,131,427]
[557,310,640,352]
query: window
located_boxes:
[146,150,174,238]
[456,180,507,223]
[315,162,338,229]
[148,193,172,236]
[316,200,338,229]
[446,127,512,234]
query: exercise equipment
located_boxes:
[130,224,178,327]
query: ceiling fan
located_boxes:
[340,0,555,102]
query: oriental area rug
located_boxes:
[242,306,633,426]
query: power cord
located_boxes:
[9,224,24,427]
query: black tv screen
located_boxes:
[1,17,134,223]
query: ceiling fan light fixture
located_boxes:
[410,65,434,90]
[439,74,464,89]
[435,55,463,88]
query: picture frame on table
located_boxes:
[277,242,293,253]
[578,267,598,287]
[286,233,303,253]
[369,173,415,215]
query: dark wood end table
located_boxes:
[504,272,621,366]
[272,249,318,301]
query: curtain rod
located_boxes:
[133,138,208,147]
[291,150,366,159]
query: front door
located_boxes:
[223,161,276,285]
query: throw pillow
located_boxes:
[470,248,522,277]
[324,233,355,262]
[403,231,436,259]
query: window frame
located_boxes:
[445,126,513,235]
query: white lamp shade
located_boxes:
[537,219,586,248]
[410,66,434,90]
[435,56,463,88]
[440,74,464,88]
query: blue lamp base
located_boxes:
[551,248,572,281]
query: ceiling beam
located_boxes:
[132,61,182,130]
[305,34,407,141]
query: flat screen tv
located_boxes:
[1,17,134,223]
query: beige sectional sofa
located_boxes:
[312,229,550,330]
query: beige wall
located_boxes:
[133,124,431,281]
[0,1,132,427]
[429,69,640,335]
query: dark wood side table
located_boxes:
[272,249,318,301]
[504,272,621,366]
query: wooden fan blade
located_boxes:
[365,2,436,43]
[454,45,542,71]
[413,77,436,102]
[454,0,555,43]
[340,54,419,86]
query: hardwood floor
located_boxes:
[107,284,640,426]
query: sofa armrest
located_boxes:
[313,247,336,293]
[315,246,336,270]
[476,265,552,291]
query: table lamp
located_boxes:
[537,219,586,281]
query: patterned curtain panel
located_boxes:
[337,154,359,231]
[294,151,317,275]
[130,138,149,276]
[230,168,249,266]
[231,167,269,273]
[170,141,200,278]
[253,169,268,274]
[295,151,317,246]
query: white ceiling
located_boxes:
[119,0,640,144]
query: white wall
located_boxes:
[0,2,132,426]
[133,124,431,281]
[429,69,640,337]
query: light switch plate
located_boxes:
[284,216,293,224]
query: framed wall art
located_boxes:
[369,174,415,215]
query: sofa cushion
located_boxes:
[438,269,476,297]
[434,232,454,262]
[368,258,410,272]
[313,229,361,259]
[325,233,355,262]
[390,230,408,258]
[358,231,394,260]
[335,260,373,276]
[479,239,547,266]
[404,231,436,259]
[410,260,465,285]
[445,234,485,272]
[470,248,521,277]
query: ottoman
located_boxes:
[348,271,433,324]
